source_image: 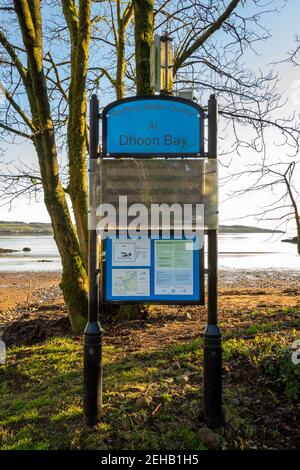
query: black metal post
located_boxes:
[203,94,222,428]
[83,94,103,426]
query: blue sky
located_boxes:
[0,0,299,232]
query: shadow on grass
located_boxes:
[0,337,206,450]
[2,316,71,347]
[1,321,299,450]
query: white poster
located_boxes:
[112,239,150,266]
[154,240,193,295]
[112,269,150,297]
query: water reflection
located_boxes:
[0,233,299,272]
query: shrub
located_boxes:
[263,348,300,401]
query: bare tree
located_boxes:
[223,160,300,253]
[220,28,300,254]
[89,0,134,99]
[0,0,91,332]
[1,0,299,331]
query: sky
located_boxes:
[0,0,299,234]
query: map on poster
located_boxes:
[105,236,203,303]
[112,269,150,297]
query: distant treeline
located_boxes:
[0,221,284,235]
[0,221,53,235]
[220,224,283,234]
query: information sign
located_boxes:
[104,235,204,304]
[102,96,204,157]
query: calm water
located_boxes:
[0,235,61,272]
[0,233,299,272]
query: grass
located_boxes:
[0,337,205,450]
[0,315,299,450]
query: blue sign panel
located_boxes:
[104,234,204,304]
[103,96,203,156]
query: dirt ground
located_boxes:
[0,269,299,350]
[0,272,62,314]
[1,270,299,313]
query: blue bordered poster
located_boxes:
[104,235,203,304]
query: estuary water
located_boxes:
[0,233,299,272]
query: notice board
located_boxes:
[103,234,204,304]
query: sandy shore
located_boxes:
[0,272,62,314]
[0,269,299,317]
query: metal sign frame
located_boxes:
[84,93,222,430]
[102,95,205,158]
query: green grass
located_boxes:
[0,325,299,450]
[243,322,276,335]
[0,337,207,450]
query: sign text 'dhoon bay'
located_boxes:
[103,97,204,156]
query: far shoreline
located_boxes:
[0,221,286,236]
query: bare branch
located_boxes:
[173,0,241,74]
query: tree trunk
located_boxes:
[133,0,154,95]
[63,0,90,269]
[14,0,88,332]
[36,134,88,332]
[116,19,126,99]
[30,112,88,332]
[115,1,133,99]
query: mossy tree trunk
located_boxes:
[12,0,88,333]
[62,0,90,269]
[116,1,133,99]
[133,0,154,95]
[101,1,133,99]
